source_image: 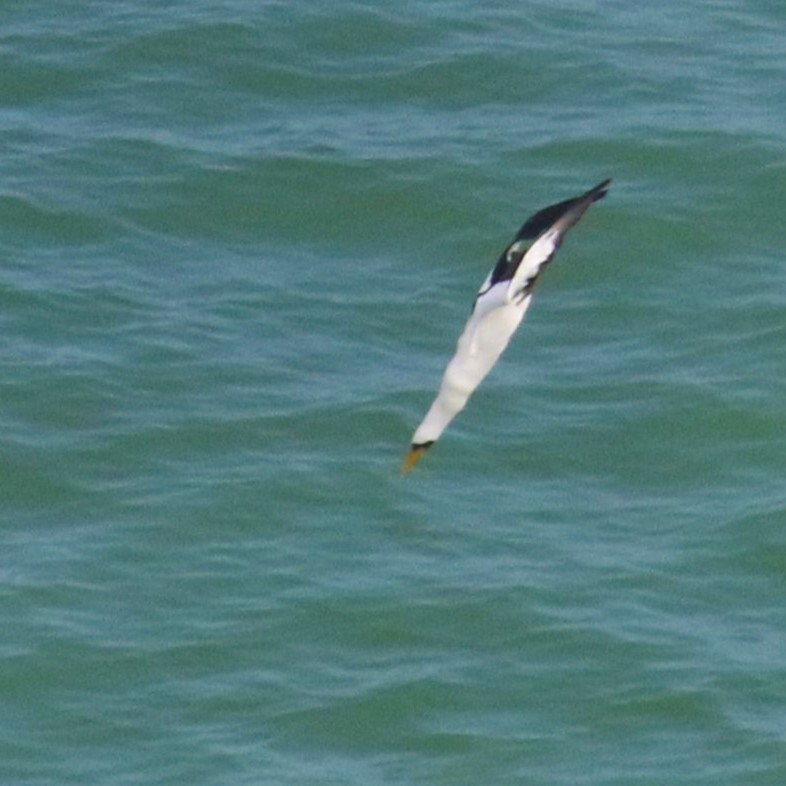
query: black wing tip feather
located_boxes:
[585,178,612,201]
[492,178,611,284]
[515,178,612,241]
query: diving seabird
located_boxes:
[403,178,611,474]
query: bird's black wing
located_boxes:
[487,179,611,287]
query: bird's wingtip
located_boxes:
[587,178,612,201]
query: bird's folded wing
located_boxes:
[505,229,559,303]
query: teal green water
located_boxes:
[3,2,786,784]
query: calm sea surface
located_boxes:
[2,1,786,784]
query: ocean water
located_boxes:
[2,1,786,783]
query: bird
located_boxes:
[402,178,611,475]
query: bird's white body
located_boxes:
[403,180,609,474]
[412,283,530,446]
[411,229,559,446]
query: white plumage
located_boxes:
[403,179,610,474]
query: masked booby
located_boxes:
[403,178,611,475]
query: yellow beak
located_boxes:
[401,445,427,476]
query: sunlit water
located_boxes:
[2,2,786,784]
